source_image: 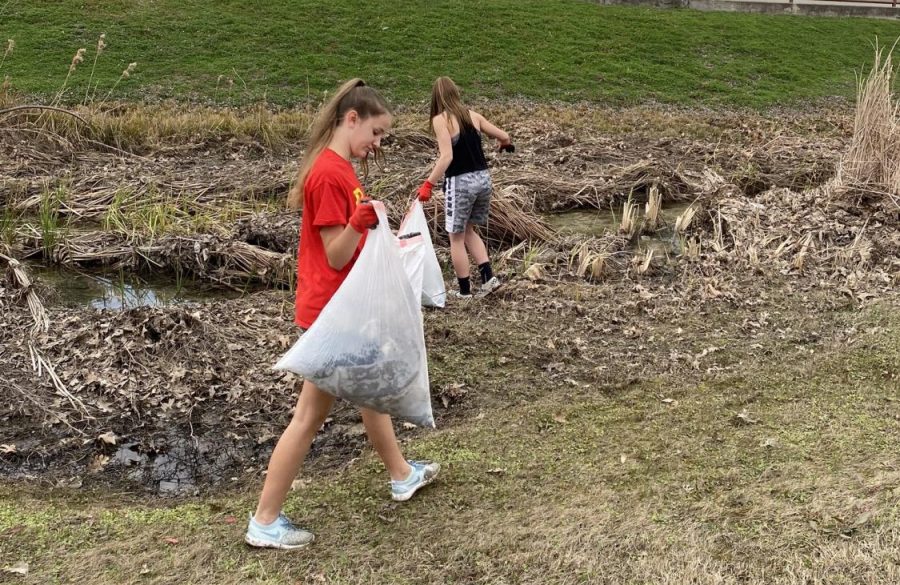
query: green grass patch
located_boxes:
[2,1,900,108]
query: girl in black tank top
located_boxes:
[445,124,488,178]
[416,77,514,299]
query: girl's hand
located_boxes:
[349,198,379,232]
[498,140,515,153]
[417,180,434,202]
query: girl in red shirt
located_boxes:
[246,79,439,550]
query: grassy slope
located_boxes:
[2,1,900,107]
[1,296,898,584]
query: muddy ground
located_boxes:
[1,103,898,496]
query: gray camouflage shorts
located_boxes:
[443,170,492,234]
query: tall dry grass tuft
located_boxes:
[1,39,15,107]
[568,240,610,280]
[0,39,13,70]
[84,33,106,104]
[841,42,900,208]
[619,197,638,237]
[674,204,697,235]
[644,185,661,232]
[51,47,86,106]
[97,62,137,109]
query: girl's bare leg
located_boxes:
[254,380,335,524]
[464,223,489,265]
[449,231,470,278]
[360,408,412,481]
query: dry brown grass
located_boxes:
[619,196,639,237]
[644,183,662,232]
[841,42,900,209]
[1,252,47,334]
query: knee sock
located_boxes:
[457,277,471,296]
[478,262,493,285]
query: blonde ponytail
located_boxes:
[288,78,391,210]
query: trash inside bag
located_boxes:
[274,201,434,428]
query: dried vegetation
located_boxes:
[1,53,899,483]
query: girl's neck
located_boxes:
[327,135,351,161]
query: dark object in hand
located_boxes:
[499,143,515,153]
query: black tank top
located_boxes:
[445,123,488,178]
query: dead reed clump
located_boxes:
[156,235,294,289]
[840,43,900,210]
[713,180,898,289]
[1,252,48,334]
[568,239,616,281]
[619,197,639,238]
[643,184,661,232]
[418,185,554,248]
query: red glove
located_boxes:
[417,180,434,202]
[348,198,378,233]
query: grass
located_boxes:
[37,185,65,260]
[0,206,18,248]
[2,1,900,108]
[1,298,897,584]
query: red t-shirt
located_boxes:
[295,148,367,328]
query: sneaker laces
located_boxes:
[276,513,297,529]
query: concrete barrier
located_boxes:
[595,0,900,19]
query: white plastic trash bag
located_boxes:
[397,230,426,305]
[399,200,446,308]
[274,201,434,428]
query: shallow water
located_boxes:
[544,201,693,255]
[29,265,248,309]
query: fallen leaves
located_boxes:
[87,454,111,473]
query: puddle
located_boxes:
[544,201,694,255]
[111,435,261,496]
[28,265,250,309]
[97,413,370,495]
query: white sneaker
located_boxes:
[391,460,440,502]
[451,290,473,300]
[245,513,314,550]
[477,276,502,297]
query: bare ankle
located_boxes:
[390,461,412,482]
[253,510,278,525]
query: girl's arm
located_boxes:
[425,114,454,185]
[472,111,511,147]
[319,225,364,271]
[318,199,378,270]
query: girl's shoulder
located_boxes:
[306,152,352,190]
[467,110,483,132]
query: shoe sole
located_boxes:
[244,534,314,550]
[391,467,440,502]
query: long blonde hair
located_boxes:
[429,76,472,133]
[288,78,391,210]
